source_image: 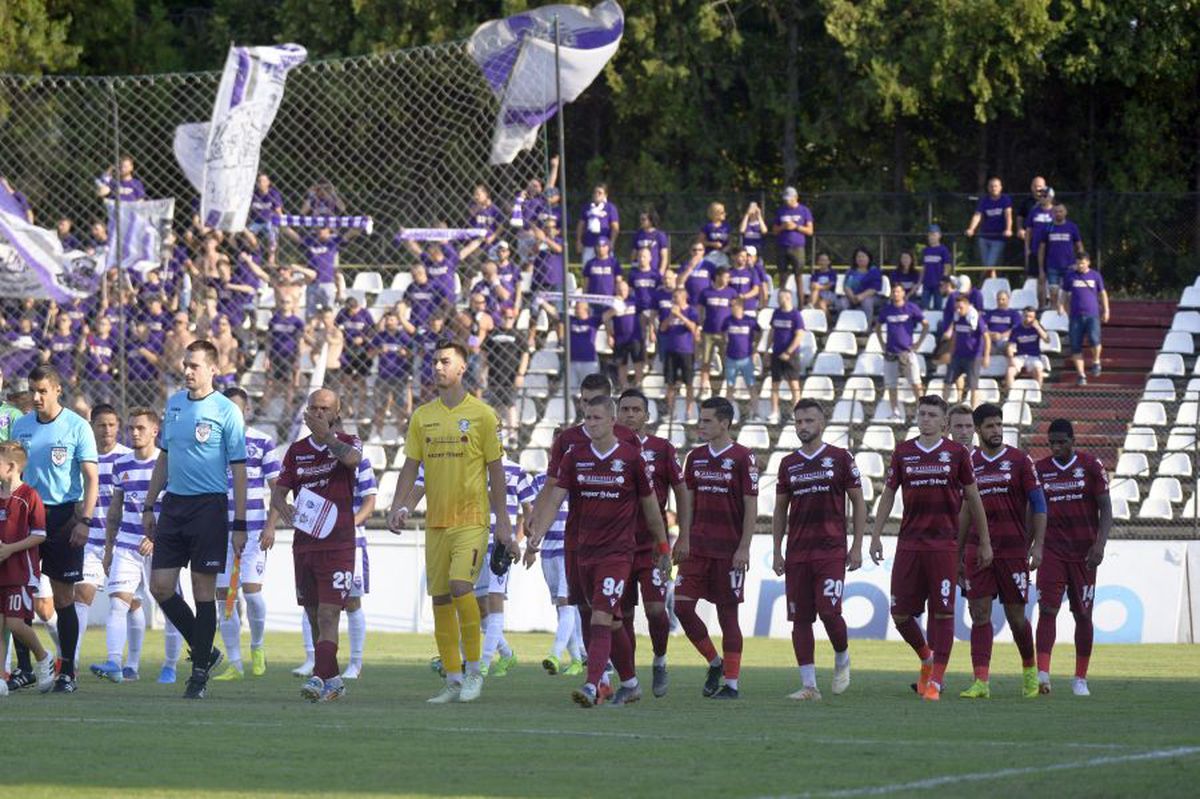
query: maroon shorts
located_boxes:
[294,547,356,609]
[1,585,34,620]
[785,557,845,624]
[964,548,1030,605]
[890,548,958,617]
[1036,551,1096,616]
[576,556,632,619]
[677,553,745,606]
[565,549,585,606]
[623,549,668,612]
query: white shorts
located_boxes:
[474,548,509,598]
[349,541,370,598]
[81,544,107,587]
[541,553,568,601]
[106,548,150,596]
[35,573,52,597]
[217,535,267,589]
[1013,354,1044,372]
[883,351,922,388]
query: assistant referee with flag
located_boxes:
[144,340,248,699]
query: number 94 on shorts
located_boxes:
[294,547,356,608]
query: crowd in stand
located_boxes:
[0,163,1113,443]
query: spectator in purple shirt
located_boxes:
[679,239,713,305]
[660,287,700,422]
[1021,183,1055,298]
[125,320,162,408]
[628,247,663,334]
[739,201,768,253]
[946,275,986,313]
[538,186,564,232]
[248,173,285,257]
[942,294,991,408]
[766,288,805,424]
[985,290,1022,351]
[839,247,883,320]
[337,296,376,418]
[602,277,645,391]
[698,267,737,394]
[721,298,762,407]
[531,217,565,291]
[772,186,815,286]
[471,260,511,318]
[701,202,731,255]
[874,284,929,421]
[728,247,764,312]
[918,225,953,310]
[808,251,838,313]
[576,184,620,265]
[267,295,308,413]
[56,218,83,251]
[1059,255,1109,385]
[400,235,480,307]
[567,302,602,403]
[493,241,522,310]
[95,155,146,201]
[1005,306,1049,390]
[282,226,339,316]
[892,250,919,299]
[965,176,1013,274]
[1037,203,1084,309]
[79,315,116,407]
[41,313,78,390]
[401,262,450,334]
[582,236,621,304]
[139,294,172,346]
[631,209,670,274]
[469,184,505,245]
[301,180,345,216]
[370,311,413,429]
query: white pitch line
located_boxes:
[759,746,1200,799]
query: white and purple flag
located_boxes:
[469,1,623,165]
[105,197,176,275]
[0,181,96,302]
[185,44,307,231]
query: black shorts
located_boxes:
[612,338,645,366]
[342,350,374,377]
[769,353,801,382]
[663,352,694,386]
[487,383,516,409]
[40,503,84,584]
[152,493,230,574]
[270,355,297,382]
[376,374,410,398]
[778,245,806,278]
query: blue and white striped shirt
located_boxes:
[226,425,281,539]
[88,444,132,546]
[530,472,568,556]
[112,451,161,550]
[489,458,535,549]
[352,456,378,545]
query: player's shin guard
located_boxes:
[126,606,146,671]
[610,623,636,683]
[193,601,218,671]
[585,624,612,687]
[245,592,267,650]
[314,639,339,680]
[452,593,483,667]
[647,608,670,659]
[105,597,130,666]
[432,602,463,679]
[821,613,848,653]
[159,594,197,649]
[971,623,993,682]
[675,600,719,663]
[929,615,954,687]
[74,601,90,666]
[894,616,932,661]
[791,622,815,667]
[1036,609,1057,673]
[1073,612,1093,679]
[55,603,79,677]
[347,608,366,665]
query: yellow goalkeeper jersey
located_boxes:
[405,393,502,529]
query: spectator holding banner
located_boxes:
[1059,255,1109,386]
[577,184,620,264]
[965,177,1013,273]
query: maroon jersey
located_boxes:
[276,433,361,551]
[885,437,975,552]
[683,442,759,558]
[969,446,1040,557]
[0,484,46,587]
[547,422,641,552]
[634,433,684,552]
[557,439,653,563]
[1036,451,1109,561]
[776,444,861,563]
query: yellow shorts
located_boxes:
[425,524,489,597]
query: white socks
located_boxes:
[105,597,130,666]
[220,603,243,669]
[126,606,145,671]
[163,619,183,668]
[569,606,585,661]
[482,612,507,664]
[799,663,817,688]
[245,592,267,650]
[74,601,90,665]
[552,604,575,660]
[347,608,366,665]
[834,650,850,669]
[301,612,315,657]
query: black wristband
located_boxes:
[231,518,248,533]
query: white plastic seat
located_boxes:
[1167,427,1197,451]
[812,353,845,377]
[352,271,384,294]
[852,353,885,376]
[1180,493,1200,519]
[861,425,896,451]
[765,451,790,479]
[1163,331,1195,355]
[522,373,551,399]
[1107,478,1140,504]
[519,448,548,474]
[373,424,402,446]
[541,397,571,426]
[1001,401,1032,427]
[1110,497,1132,521]
[390,448,407,469]
[390,272,413,292]
[796,330,819,370]
[1040,310,1069,332]
[1122,427,1158,451]
[824,331,859,356]
[1137,497,1173,520]
[372,288,406,309]
[1157,452,1192,478]
[859,477,875,502]
[855,451,885,479]
[517,398,539,425]
[976,379,1002,404]
[528,423,558,449]
[1187,378,1200,400]
[1151,353,1185,377]
[775,427,802,450]
[361,444,387,472]
[841,376,877,403]
[863,335,883,354]
[1149,477,1183,503]
[801,376,836,400]
[1142,378,1176,403]
[825,426,851,449]
[1176,401,1199,427]
[737,424,772,450]
[1171,311,1200,334]
[831,400,865,424]
[801,308,828,334]
[756,475,779,518]
[529,349,561,374]
[834,309,869,333]
[1115,452,1149,478]
[1133,401,1168,427]
[1044,330,1062,354]
[1002,427,1020,448]
[1181,286,1200,309]
[1009,288,1037,310]
[871,400,903,424]
[1008,378,1042,405]
[654,423,687,449]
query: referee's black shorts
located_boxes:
[152,493,230,574]
[41,503,84,584]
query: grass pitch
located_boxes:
[4,631,1198,798]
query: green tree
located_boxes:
[0,0,79,74]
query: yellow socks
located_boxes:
[452,593,483,664]
[432,602,462,676]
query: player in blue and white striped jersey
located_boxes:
[475,457,535,677]
[89,408,159,683]
[76,404,131,670]
[214,388,281,681]
[524,471,584,676]
[294,450,377,680]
